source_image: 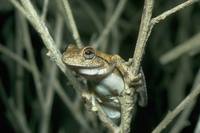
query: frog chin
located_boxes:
[78,67,109,77]
[77,65,115,80]
[66,63,103,69]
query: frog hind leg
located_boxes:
[99,98,121,125]
[135,69,148,107]
[127,68,148,107]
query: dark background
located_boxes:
[0,0,200,132]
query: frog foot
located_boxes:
[82,92,98,112]
[125,58,133,66]
[129,73,143,87]
[91,95,98,112]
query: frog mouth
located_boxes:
[77,63,116,78]
[78,67,109,76]
[66,64,103,69]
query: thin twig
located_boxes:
[0,44,31,71]
[0,43,91,132]
[170,69,200,133]
[17,0,65,72]
[61,0,82,47]
[40,14,63,133]
[78,1,103,33]
[15,11,25,112]
[20,13,45,107]
[8,0,89,131]
[9,0,83,95]
[117,0,154,132]
[93,0,128,48]
[194,96,200,133]
[111,25,120,54]
[117,2,153,132]
[160,32,200,64]
[54,80,92,132]
[130,3,200,131]
[151,0,199,25]
[0,84,31,133]
[100,0,116,51]
[146,0,199,46]
[14,109,32,133]
[96,103,119,133]
[97,0,114,51]
[9,0,29,17]
[152,83,200,133]
[41,0,49,21]
[132,0,154,75]
[0,84,17,131]
[195,115,200,133]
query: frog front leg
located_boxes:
[111,55,148,107]
[81,91,98,112]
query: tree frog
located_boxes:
[62,44,147,124]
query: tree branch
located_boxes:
[78,1,103,33]
[146,0,199,48]
[9,0,83,95]
[151,0,199,25]
[133,0,199,70]
[0,84,31,133]
[160,32,200,64]
[132,0,154,75]
[93,0,128,48]
[15,13,25,112]
[0,44,31,71]
[116,1,154,132]
[20,13,45,107]
[41,0,49,21]
[152,83,200,133]
[54,80,92,132]
[39,14,64,133]
[61,0,82,47]
[170,69,200,133]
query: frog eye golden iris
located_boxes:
[83,47,96,59]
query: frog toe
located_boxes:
[124,58,133,66]
[130,73,142,82]
[129,79,143,87]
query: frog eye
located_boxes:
[83,47,96,59]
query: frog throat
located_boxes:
[77,63,116,78]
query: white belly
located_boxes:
[95,72,124,97]
[94,72,124,124]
